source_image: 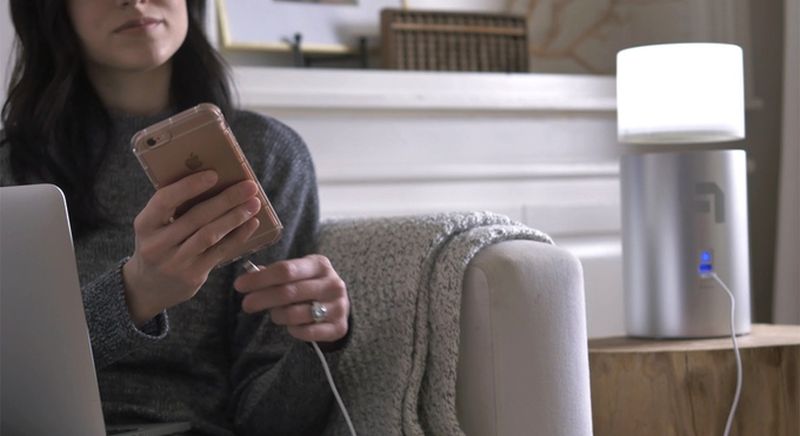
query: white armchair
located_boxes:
[458,240,593,436]
[318,212,593,436]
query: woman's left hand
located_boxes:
[233,255,350,343]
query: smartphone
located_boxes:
[131,103,282,266]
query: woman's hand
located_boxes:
[123,170,262,326]
[233,255,350,344]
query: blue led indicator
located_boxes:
[700,251,713,262]
[699,264,714,274]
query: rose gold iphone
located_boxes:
[131,103,282,266]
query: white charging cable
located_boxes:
[242,260,357,436]
[702,271,742,436]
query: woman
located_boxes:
[0,0,350,434]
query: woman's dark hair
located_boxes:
[1,0,232,237]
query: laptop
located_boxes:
[0,184,191,436]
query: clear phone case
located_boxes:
[132,103,282,265]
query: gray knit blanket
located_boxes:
[318,212,552,435]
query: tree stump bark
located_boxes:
[589,324,800,436]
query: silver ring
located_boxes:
[310,301,328,323]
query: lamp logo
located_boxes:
[694,182,725,223]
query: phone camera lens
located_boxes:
[146,138,157,147]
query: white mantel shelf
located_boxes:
[233,67,618,112]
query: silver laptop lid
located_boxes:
[1,184,106,436]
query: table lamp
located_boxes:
[617,43,752,338]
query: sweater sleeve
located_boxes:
[81,258,169,369]
[227,114,344,435]
[1,141,169,369]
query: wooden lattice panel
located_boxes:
[381,9,529,72]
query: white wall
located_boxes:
[745,0,785,321]
[773,0,799,324]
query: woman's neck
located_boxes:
[86,62,173,117]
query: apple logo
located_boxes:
[185,152,203,171]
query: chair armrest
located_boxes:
[457,240,593,436]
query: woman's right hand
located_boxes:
[122,170,262,326]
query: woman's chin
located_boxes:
[107,54,173,75]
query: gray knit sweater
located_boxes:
[0,110,340,435]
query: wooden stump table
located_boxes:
[588,324,800,436]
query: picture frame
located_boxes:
[216,0,407,53]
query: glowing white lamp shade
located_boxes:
[617,43,745,144]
